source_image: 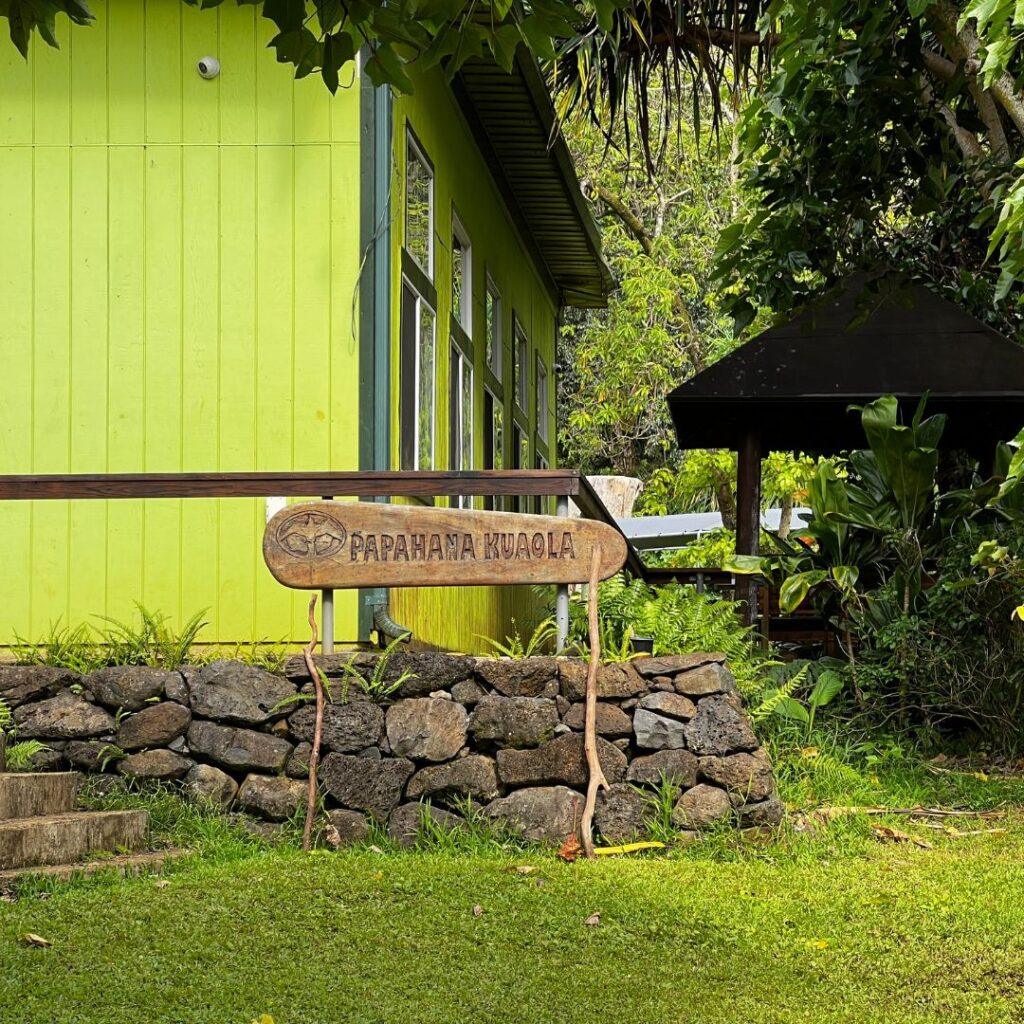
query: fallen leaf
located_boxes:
[323,824,342,849]
[870,824,932,849]
[153,880,170,890]
[472,904,484,918]
[584,913,601,927]
[504,865,538,875]
[557,833,582,863]
[19,933,51,948]
[368,845,384,854]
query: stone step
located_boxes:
[0,848,180,885]
[0,772,79,821]
[0,809,148,871]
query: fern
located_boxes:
[5,740,49,772]
[480,617,560,659]
[751,665,810,723]
[567,574,771,684]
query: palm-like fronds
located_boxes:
[552,0,772,170]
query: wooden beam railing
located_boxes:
[0,469,645,575]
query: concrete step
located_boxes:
[0,809,148,871]
[0,772,79,821]
[0,848,180,885]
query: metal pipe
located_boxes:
[321,495,335,654]
[555,494,570,651]
[373,603,412,645]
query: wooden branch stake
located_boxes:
[580,544,608,859]
[301,594,324,853]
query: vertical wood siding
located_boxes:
[390,72,561,653]
[0,0,361,645]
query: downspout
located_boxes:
[359,54,412,646]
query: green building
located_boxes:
[0,0,609,652]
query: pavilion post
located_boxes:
[735,430,762,628]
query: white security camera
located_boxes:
[197,56,220,79]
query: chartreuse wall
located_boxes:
[0,0,362,646]
[388,70,560,653]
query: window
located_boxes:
[534,451,549,514]
[485,278,501,377]
[536,354,549,442]
[452,221,471,336]
[450,344,474,505]
[400,280,436,470]
[483,388,503,510]
[512,424,528,511]
[514,318,529,411]
[449,215,474,507]
[405,130,433,278]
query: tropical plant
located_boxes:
[567,574,770,687]
[753,662,845,743]
[0,696,51,772]
[480,617,560,659]
[339,635,416,700]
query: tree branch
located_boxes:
[593,184,655,255]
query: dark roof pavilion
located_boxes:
[668,274,1024,457]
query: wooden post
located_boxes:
[735,430,762,628]
[321,495,335,654]
[555,495,570,651]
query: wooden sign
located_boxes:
[263,501,628,589]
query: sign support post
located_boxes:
[555,495,570,652]
[321,496,335,654]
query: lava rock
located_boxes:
[450,679,485,706]
[118,748,194,781]
[289,701,384,753]
[561,702,633,737]
[186,719,293,773]
[236,774,307,821]
[468,695,558,749]
[474,657,559,697]
[484,786,583,844]
[183,763,239,808]
[698,749,774,802]
[736,794,784,828]
[683,695,758,756]
[673,663,737,697]
[633,709,687,750]
[385,698,468,762]
[386,652,476,697]
[0,666,79,708]
[116,702,192,751]
[188,660,296,726]
[14,693,114,739]
[632,653,726,678]
[319,752,415,819]
[625,749,699,789]
[559,661,647,701]
[672,783,732,829]
[496,733,626,787]
[595,783,649,843]
[325,808,371,845]
[164,672,190,705]
[86,666,178,711]
[64,740,111,772]
[637,692,697,721]
[388,802,464,848]
[406,754,500,803]
[285,742,312,779]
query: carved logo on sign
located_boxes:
[263,501,628,590]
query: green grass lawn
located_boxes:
[6,765,1024,1024]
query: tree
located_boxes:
[557,95,739,483]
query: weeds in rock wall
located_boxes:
[480,617,560,659]
[339,635,416,700]
[0,695,50,771]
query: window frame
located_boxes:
[404,125,435,282]
[513,315,529,413]
[535,351,549,443]
[484,275,502,385]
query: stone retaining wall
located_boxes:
[0,652,782,845]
